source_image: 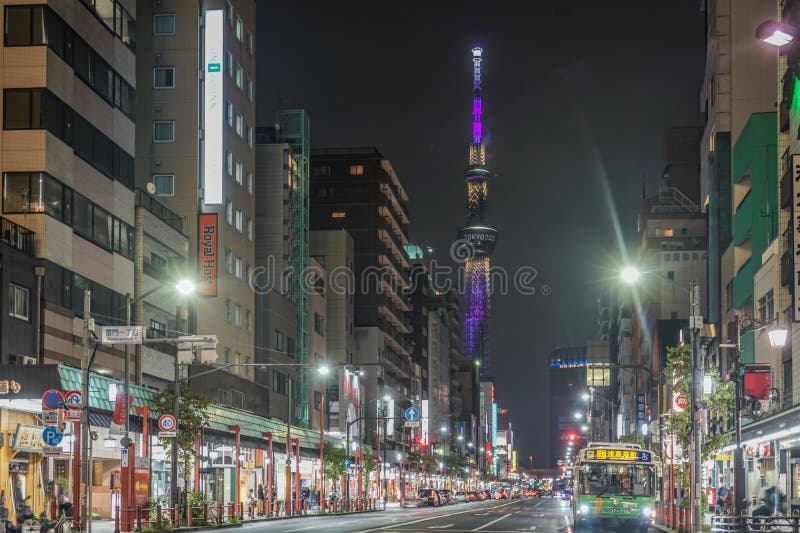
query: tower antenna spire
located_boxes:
[472,47,483,144]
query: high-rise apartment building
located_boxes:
[2,1,137,374]
[310,148,412,445]
[136,0,258,408]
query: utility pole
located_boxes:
[171,305,182,516]
[80,289,91,533]
[689,282,704,533]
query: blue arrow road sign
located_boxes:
[404,406,419,422]
[42,426,63,446]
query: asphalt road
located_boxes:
[235,496,647,533]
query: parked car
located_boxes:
[467,491,481,502]
[493,488,508,500]
[417,488,441,507]
[440,489,454,505]
[453,491,468,503]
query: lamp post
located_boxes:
[719,315,787,516]
[317,365,330,509]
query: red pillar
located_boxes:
[121,440,135,531]
[293,438,300,512]
[71,421,81,529]
[262,432,273,515]
[228,425,241,507]
[134,406,151,506]
[285,432,292,513]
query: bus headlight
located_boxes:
[642,506,653,518]
[579,504,589,515]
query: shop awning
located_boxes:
[2,364,343,453]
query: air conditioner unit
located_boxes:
[18,355,37,365]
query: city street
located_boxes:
[235,498,592,533]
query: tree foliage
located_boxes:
[664,344,734,463]
[362,453,377,493]
[323,443,347,485]
[151,382,212,468]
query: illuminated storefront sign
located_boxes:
[198,213,218,296]
[203,10,224,205]
[491,402,498,446]
[13,424,44,453]
[0,379,21,395]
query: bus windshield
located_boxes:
[578,463,655,497]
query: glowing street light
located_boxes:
[176,279,196,295]
[757,20,797,47]
[573,412,583,420]
[318,365,330,375]
[768,326,789,348]
[620,266,641,285]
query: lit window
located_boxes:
[235,17,243,41]
[349,165,364,176]
[236,113,243,136]
[226,200,233,224]
[154,14,176,35]
[664,228,674,237]
[153,67,175,88]
[246,172,253,194]
[226,151,233,175]
[153,121,175,142]
[235,65,243,89]
[152,174,174,196]
[226,101,233,127]
[235,256,242,279]
[247,127,253,147]
[225,249,232,273]
[246,217,253,240]
[9,283,29,320]
[235,161,243,184]
[235,208,243,232]
[331,211,346,219]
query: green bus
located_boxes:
[571,442,659,532]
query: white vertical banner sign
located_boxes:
[793,155,800,321]
[203,10,224,205]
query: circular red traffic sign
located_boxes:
[158,414,177,431]
[673,394,689,412]
[41,389,64,410]
[64,390,81,410]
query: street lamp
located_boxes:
[619,265,641,285]
[756,20,797,47]
[573,412,582,420]
[720,314,787,516]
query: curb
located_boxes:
[244,508,384,523]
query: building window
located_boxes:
[226,101,233,127]
[235,162,243,184]
[272,371,288,395]
[287,336,295,355]
[314,313,324,335]
[149,319,166,339]
[246,217,252,240]
[314,390,322,410]
[236,113,243,136]
[235,256,242,279]
[9,283,29,321]
[758,290,774,323]
[224,299,231,321]
[224,347,230,363]
[154,13,176,35]
[225,248,232,273]
[247,126,253,147]
[152,174,174,196]
[331,211,346,219]
[235,208,243,232]
[274,330,283,352]
[666,271,674,280]
[247,79,253,101]
[247,32,253,54]
[153,67,175,88]
[226,151,233,176]
[235,17,242,41]
[245,310,251,331]
[226,50,233,77]
[153,121,175,143]
[226,200,233,224]
[234,304,241,326]
[235,65,243,89]
[246,173,253,194]
[349,165,364,176]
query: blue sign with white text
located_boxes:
[42,426,63,446]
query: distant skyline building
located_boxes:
[459,47,498,379]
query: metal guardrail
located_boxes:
[711,515,800,532]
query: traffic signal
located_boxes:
[567,432,577,442]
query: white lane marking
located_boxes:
[353,500,521,533]
[428,525,454,529]
[473,513,490,516]
[564,515,572,533]
[472,513,511,531]
[515,527,537,531]
[285,527,315,532]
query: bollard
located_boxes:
[187,505,193,527]
[203,503,208,523]
[303,500,307,516]
[239,502,244,521]
[156,506,162,529]
[114,505,120,533]
[266,500,272,517]
[217,503,223,525]
[136,505,142,532]
[175,505,180,526]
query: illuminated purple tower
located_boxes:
[458,47,497,379]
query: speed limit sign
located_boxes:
[158,414,176,437]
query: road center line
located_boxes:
[472,513,511,531]
[353,500,521,533]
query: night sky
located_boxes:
[257,1,705,467]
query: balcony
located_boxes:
[733,257,755,309]
[136,189,184,234]
[382,372,409,398]
[0,216,34,256]
[733,190,752,246]
[384,349,411,378]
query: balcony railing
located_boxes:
[0,216,35,256]
[136,189,184,234]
